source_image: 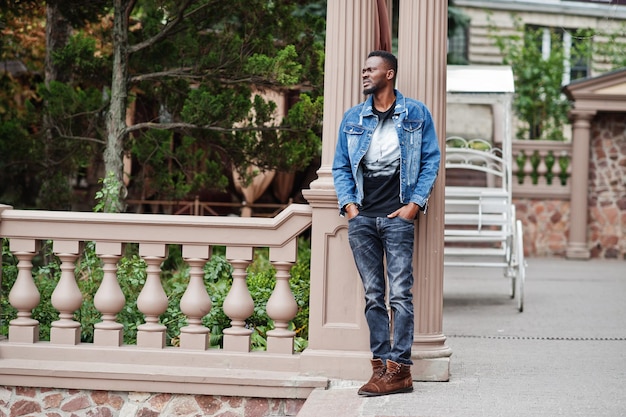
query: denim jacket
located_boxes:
[332,90,440,216]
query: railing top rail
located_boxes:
[0,203,312,247]
[512,139,572,152]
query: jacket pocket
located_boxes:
[344,123,366,149]
[343,123,366,135]
[401,119,423,132]
[401,119,423,147]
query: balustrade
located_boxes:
[0,205,320,398]
[512,139,572,199]
[3,236,304,353]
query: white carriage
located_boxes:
[443,66,526,312]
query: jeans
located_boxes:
[348,215,415,365]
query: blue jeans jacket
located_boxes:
[332,90,440,215]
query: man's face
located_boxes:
[362,56,391,96]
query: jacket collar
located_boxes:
[361,89,406,117]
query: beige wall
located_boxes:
[457,4,626,75]
[447,103,494,140]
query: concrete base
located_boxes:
[296,387,364,417]
[411,357,450,382]
[267,336,294,354]
[137,331,165,348]
[94,329,123,347]
[223,334,251,352]
[180,332,208,350]
[51,327,80,345]
[299,349,450,382]
[9,325,39,344]
[299,349,372,381]
[566,244,591,259]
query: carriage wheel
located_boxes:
[515,219,526,312]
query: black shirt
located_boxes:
[359,103,403,217]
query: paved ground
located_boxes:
[297,257,626,417]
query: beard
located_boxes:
[363,83,377,96]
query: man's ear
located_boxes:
[387,69,395,80]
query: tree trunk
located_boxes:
[103,0,131,212]
[45,2,72,84]
[41,2,72,209]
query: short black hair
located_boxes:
[368,50,397,78]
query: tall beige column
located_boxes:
[397,0,451,381]
[301,0,383,381]
[566,110,595,259]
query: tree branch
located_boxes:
[128,0,210,54]
[125,122,298,135]
[61,136,106,145]
[52,129,106,145]
[130,67,199,83]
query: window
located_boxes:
[448,26,469,65]
[527,25,592,84]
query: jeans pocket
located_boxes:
[396,215,415,225]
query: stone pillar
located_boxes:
[397,0,451,381]
[301,0,381,381]
[566,110,596,259]
[302,0,450,382]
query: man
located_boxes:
[332,50,440,397]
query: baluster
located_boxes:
[50,241,82,345]
[179,245,211,350]
[536,150,548,186]
[94,242,125,346]
[136,244,168,348]
[8,239,40,343]
[266,261,298,354]
[554,151,564,186]
[222,246,254,352]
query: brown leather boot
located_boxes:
[358,359,413,397]
[357,358,386,396]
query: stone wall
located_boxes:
[0,386,304,417]
[514,112,626,259]
[588,112,626,259]
[514,198,570,257]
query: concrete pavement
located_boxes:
[297,257,626,417]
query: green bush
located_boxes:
[0,237,311,352]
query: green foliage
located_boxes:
[490,16,572,140]
[37,81,105,137]
[448,1,470,38]
[288,238,311,344]
[245,45,303,86]
[131,129,227,200]
[180,85,254,128]
[590,23,626,70]
[0,1,326,210]
[94,171,125,213]
[0,74,40,207]
[52,32,110,84]
[117,0,326,204]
